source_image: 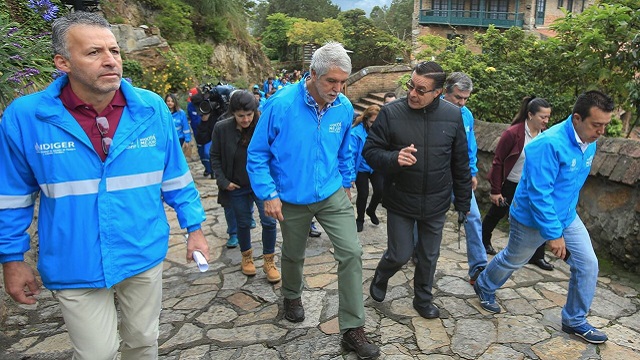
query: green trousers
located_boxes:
[280,189,365,331]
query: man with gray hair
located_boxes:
[248,42,379,359]
[442,72,488,285]
[0,12,208,359]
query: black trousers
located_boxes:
[375,210,446,307]
[482,180,545,261]
[354,171,384,222]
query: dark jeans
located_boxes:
[375,210,446,307]
[354,171,384,222]
[482,180,545,261]
[229,187,277,254]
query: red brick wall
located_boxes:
[344,66,412,102]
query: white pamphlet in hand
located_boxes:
[192,250,209,272]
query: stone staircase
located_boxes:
[352,92,388,115]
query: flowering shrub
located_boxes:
[0,0,63,109]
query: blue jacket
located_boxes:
[461,106,478,176]
[247,79,354,204]
[349,123,372,180]
[0,75,206,290]
[172,109,191,142]
[187,102,201,130]
[510,117,596,240]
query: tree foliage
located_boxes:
[370,0,413,41]
[253,0,340,35]
[416,0,640,139]
[287,18,343,46]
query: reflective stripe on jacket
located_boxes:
[0,75,205,289]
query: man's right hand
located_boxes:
[3,261,40,305]
[226,182,240,191]
[490,193,504,206]
[264,198,284,221]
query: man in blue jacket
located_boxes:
[473,90,614,344]
[0,12,208,360]
[442,72,488,285]
[247,42,379,360]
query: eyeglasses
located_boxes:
[405,80,438,96]
[95,116,112,155]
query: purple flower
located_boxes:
[52,70,66,79]
[12,43,23,48]
[27,0,59,22]
[6,27,19,36]
[9,55,24,61]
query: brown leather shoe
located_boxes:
[283,297,305,322]
[341,326,380,359]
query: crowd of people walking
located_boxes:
[0,11,616,360]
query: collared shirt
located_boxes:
[60,84,126,161]
[573,129,589,153]
[303,77,335,119]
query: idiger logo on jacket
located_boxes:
[34,141,76,156]
[328,122,342,134]
[126,134,157,150]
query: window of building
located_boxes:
[487,0,508,20]
[557,0,563,8]
[432,0,448,17]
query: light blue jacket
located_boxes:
[461,106,478,176]
[349,123,372,180]
[172,109,191,142]
[0,75,205,290]
[510,117,596,240]
[247,80,354,204]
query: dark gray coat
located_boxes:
[363,97,471,219]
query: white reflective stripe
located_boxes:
[0,192,38,209]
[40,179,100,199]
[106,170,163,192]
[161,171,193,192]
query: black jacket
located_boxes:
[210,117,242,206]
[363,97,471,218]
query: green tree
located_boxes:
[261,13,300,61]
[550,0,640,136]
[371,0,413,41]
[337,9,408,69]
[287,18,343,46]
[253,0,340,36]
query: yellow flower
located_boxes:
[485,67,497,73]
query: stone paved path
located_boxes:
[2,159,640,359]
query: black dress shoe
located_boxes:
[369,271,387,302]
[413,302,440,319]
[485,244,497,255]
[283,297,305,322]
[356,220,364,232]
[529,258,554,271]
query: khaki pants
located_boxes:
[280,189,365,331]
[55,262,163,360]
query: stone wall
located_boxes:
[344,65,412,101]
[474,120,640,273]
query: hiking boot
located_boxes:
[469,266,485,285]
[226,235,239,248]
[562,323,608,344]
[283,297,305,322]
[262,253,281,283]
[341,326,380,360]
[473,281,501,314]
[309,221,321,237]
[241,249,256,276]
[366,208,379,225]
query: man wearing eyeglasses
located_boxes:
[0,12,208,360]
[363,61,471,319]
